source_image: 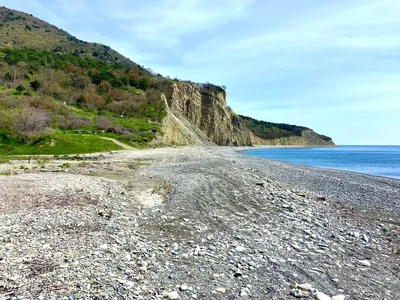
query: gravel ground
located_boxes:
[0,147,399,300]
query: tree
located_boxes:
[60,105,71,135]
[68,72,90,89]
[11,106,50,143]
[96,80,111,95]
[137,77,149,90]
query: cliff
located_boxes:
[157,82,252,146]
[240,115,335,147]
[250,130,335,146]
[153,82,335,147]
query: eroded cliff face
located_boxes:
[158,82,252,146]
[155,81,334,147]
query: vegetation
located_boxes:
[0,18,169,154]
[0,131,122,155]
[0,6,332,153]
[239,115,332,142]
[0,6,142,68]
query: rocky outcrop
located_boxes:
[250,130,335,146]
[158,82,252,146]
[156,81,334,147]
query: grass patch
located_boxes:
[59,162,71,168]
[0,132,123,155]
[0,156,10,164]
[0,171,13,176]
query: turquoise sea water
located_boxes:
[242,146,400,179]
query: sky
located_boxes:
[2,0,400,145]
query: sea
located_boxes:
[242,145,400,180]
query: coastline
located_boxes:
[0,146,399,299]
[239,145,400,181]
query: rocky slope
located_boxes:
[157,82,252,146]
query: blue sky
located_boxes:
[2,0,399,145]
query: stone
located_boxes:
[358,260,371,267]
[234,269,243,277]
[362,234,370,242]
[316,291,331,300]
[298,283,313,291]
[180,284,189,291]
[240,290,249,298]
[332,295,345,300]
[208,245,217,252]
[291,289,310,298]
[167,291,179,299]
[215,287,226,293]
[235,245,246,252]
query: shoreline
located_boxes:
[239,145,400,181]
[0,146,399,299]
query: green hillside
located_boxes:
[0,6,175,154]
[0,6,333,153]
[0,6,143,69]
[239,115,333,143]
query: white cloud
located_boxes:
[110,0,254,45]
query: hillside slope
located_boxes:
[240,115,335,146]
[0,6,143,69]
[0,6,334,151]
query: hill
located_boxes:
[239,115,334,146]
[0,6,333,154]
[0,6,143,69]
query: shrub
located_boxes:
[79,93,106,110]
[0,109,12,129]
[24,73,32,81]
[96,117,125,134]
[11,106,51,143]
[68,72,90,89]
[58,114,92,130]
[30,80,41,91]
[16,85,25,93]
[96,80,111,95]
[137,77,150,90]
[27,96,63,112]
[4,72,13,82]
[109,89,131,102]
[34,69,65,100]
[107,100,142,116]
